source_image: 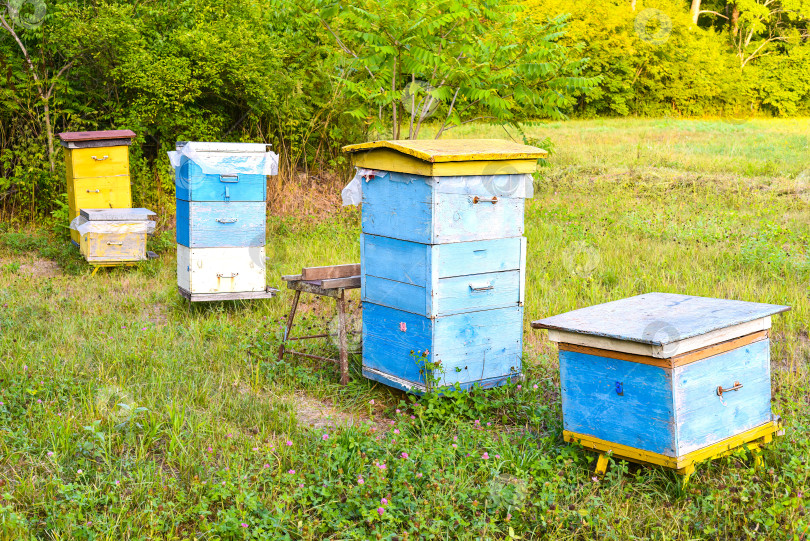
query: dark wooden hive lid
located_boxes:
[58,130,136,142]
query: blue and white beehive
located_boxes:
[169,142,278,299]
[531,293,790,471]
[343,139,548,392]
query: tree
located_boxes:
[732,0,810,67]
[0,4,73,174]
[319,0,596,140]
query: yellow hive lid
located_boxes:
[342,139,547,176]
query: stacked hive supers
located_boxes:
[59,130,135,245]
[172,142,278,301]
[343,139,547,392]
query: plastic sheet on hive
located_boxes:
[341,168,378,206]
[70,216,155,236]
[167,142,279,176]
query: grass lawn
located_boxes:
[0,118,808,539]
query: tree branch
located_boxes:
[46,61,75,99]
[435,87,460,139]
[698,10,728,19]
[0,12,42,90]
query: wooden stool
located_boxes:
[278,264,361,385]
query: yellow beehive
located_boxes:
[59,130,135,244]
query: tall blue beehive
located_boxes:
[343,139,547,392]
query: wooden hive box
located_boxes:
[344,139,547,392]
[77,208,155,263]
[173,142,276,299]
[531,292,790,475]
[59,130,135,245]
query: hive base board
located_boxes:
[565,420,783,485]
[178,286,278,302]
[362,365,519,394]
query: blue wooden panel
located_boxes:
[361,234,429,286]
[361,234,523,286]
[534,293,790,346]
[362,303,433,384]
[361,233,525,317]
[362,303,522,389]
[362,366,517,394]
[433,192,524,243]
[363,271,521,318]
[362,173,433,244]
[361,173,525,244]
[363,275,428,316]
[674,339,772,455]
[435,238,523,277]
[176,159,266,202]
[176,200,265,247]
[559,350,677,456]
[433,306,522,385]
[436,271,521,316]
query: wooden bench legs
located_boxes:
[277,288,351,385]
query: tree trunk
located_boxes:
[391,57,398,140]
[690,0,701,24]
[731,4,740,36]
[43,98,55,173]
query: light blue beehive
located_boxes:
[532,293,790,459]
[343,139,548,392]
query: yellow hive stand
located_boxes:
[566,419,783,487]
[89,261,138,276]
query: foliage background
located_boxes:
[0,0,808,221]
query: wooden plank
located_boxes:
[548,318,771,359]
[531,292,790,344]
[81,208,155,221]
[301,264,361,281]
[342,139,548,163]
[285,280,340,298]
[281,274,303,281]
[178,286,277,302]
[319,276,361,289]
[59,129,136,142]
[557,330,770,368]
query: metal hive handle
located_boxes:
[472,196,498,204]
[716,382,743,396]
[91,155,109,161]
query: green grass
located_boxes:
[0,118,808,539]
